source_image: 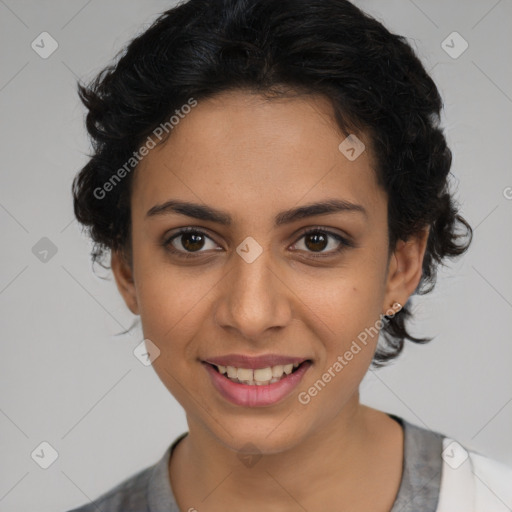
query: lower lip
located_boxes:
[202,361,312,407]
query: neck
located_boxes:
[169,396,404,512]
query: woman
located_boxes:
[68,0,512,511]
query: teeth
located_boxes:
[254,367,273,382]
[237,368,253,382]
[283,364,293,375]
[214,362,303,385]
[272,365,284,377]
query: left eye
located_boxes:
[165,228,218,255]
[290,229,349,256]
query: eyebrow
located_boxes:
[146,198,367,226]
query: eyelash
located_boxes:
[162,226,354,260]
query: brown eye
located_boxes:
[179,232,206,252]
[164,228,218,256]
[304,231,329,252]
[291,228,354,258]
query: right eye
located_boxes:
[163,227,220,258]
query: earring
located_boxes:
[384,302,402,317]
[392,302,402,312]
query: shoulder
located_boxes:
[437,436,512,512]
[65,463,154,512]
[65,433,187,512]
[391,415,512,512]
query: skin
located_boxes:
[111,90,430,512]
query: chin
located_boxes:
[209,418,310,456]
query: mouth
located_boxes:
[201,358,313,407]
[204,360,311,386]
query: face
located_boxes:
[112,90,427,454]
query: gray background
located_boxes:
[0,1,511,511]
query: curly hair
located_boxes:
[72,0,473,366]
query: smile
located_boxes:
[202,359,312,407]
[210,362,302,385]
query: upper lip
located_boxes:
[203,354,310,369]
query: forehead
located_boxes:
[131,90,384,223]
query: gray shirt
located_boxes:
[66,414,444,512]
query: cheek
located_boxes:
[132,247,229,389]
[293,276,384,417]
[291,256,389,407]
[134,266,215,403]
[131,230,211,332]
[295,250,388,337]
[136,267,214,346]
[302,281,384,380]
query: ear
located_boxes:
[111,249,139,315]
[382,227,430,314]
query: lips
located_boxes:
[203,359,313,407]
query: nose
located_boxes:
[213,247,293,342]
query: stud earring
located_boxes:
[392,302,402,312]
[384,302,402,317]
